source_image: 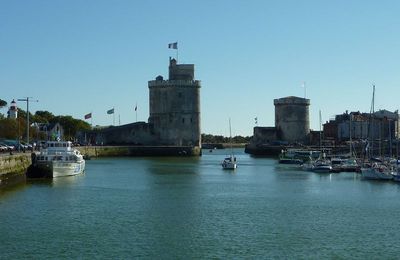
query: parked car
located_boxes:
[0,142,14,152]
[0,143,8,152]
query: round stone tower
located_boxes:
[274,96,310,143]
[148,58,201,147]
[8,99,18,119]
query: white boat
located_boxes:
[278,149,310,165]
[222,156,237,169]
[391,161,400,182]
[312,159,332,173]
[340,158,360,172]
[330,157,360,173]
[301,161,315,171]
[29,141,85,178]
[221,119,237,170]
[361,163,394,180]
[392,171,400,182]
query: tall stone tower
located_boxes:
[274,96,310,143]
[148,58,201,147]
[7,99,18,119]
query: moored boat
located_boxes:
[278,155,303,165]
[312,159,332,173]
[361,163,394,180]
[28,141,85,178]
[340,158,361,172]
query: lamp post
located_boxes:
[17,97,38,147]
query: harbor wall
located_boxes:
[77,145,202,157]
[0,154,31,187]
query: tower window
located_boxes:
[178,92,182,98]
[182,118,185,124]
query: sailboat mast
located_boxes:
[372,85,375,158]
[349,113,352,156]
[319,110,322,150]
[229,118,233,156]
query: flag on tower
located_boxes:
[135,104,137,111]
[168,42,178,49]
[84,113,92,120]
[107,108,114,114]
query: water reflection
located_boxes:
[0,180,27,198]
[26,174,83,187]
[144,157,200,176]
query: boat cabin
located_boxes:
[43,141,73,151]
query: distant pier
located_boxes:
[76,145,202,157]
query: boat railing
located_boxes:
[40,150,78,156]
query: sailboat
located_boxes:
[361,85,394,180]
[221,118,237,169]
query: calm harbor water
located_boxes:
[1,148,400,259]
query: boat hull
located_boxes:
[222,162,237,169]
[28,160,85,178]
[52,160,85,177]
[392,172,400,182]
[312,166,332,173]
[361,168,393,180]
[279,158,303,165]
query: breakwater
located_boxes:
[76,145,202,157]
[0,153,31,187]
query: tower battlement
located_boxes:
[148,79,201,88]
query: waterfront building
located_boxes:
[274,96,310,143]
[245,96,312,155]
[148,58,201,147]
[323,110,399,143]
[7,99,17,119]
[248,96,311,145]
[37,123,64,141]
[77,58,202,155]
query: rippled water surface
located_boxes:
[1,149,400,259]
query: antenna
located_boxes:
[302,81,306,98]
[17,97,39,146]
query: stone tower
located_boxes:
[274,96,310,143]
[148,58,201,147]
[7,99,17,119]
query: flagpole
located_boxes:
[176,41,178,62]
[113,108,115,126]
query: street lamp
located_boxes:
[17,97,38,147]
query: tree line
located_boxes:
[201,134,251,144]
[1,98,252,143]
[0,99,91,142]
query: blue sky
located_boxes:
[1,0,399,136]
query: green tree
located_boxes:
[0,108,91,141]
[50,115,91,140]
[34,110,55,123]
[0,99,7,118]
[0,118,18,139]
[201,134,251,144]
[0,99,7,109]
